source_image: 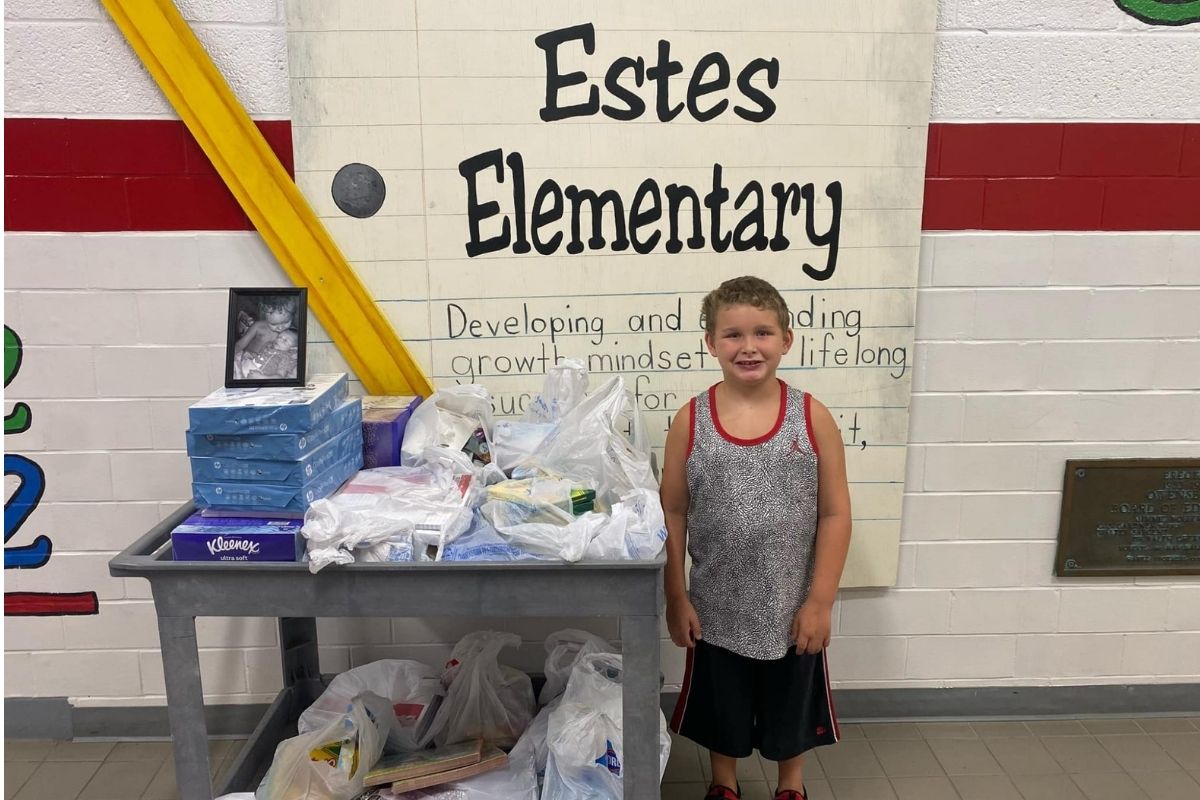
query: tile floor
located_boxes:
[6,717,1200,800]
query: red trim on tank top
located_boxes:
[708,379,787,446]
[686,397,697,460]
[804,392,820,458]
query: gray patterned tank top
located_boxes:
[686,380,820,659]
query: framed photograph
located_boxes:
[225,287,308,388]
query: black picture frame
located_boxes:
[224,287,308,388]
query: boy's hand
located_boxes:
[666,595,703,648]
[792,600,832,655]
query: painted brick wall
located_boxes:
[4,0,1200,708]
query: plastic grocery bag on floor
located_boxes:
[299,661,443,754]
[426,631,536,749]
[215,795,256,800]
[540,629,615,706]
[257,692,390,800]
[541,653,671,800]
[519,376,656,508]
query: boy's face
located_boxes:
[264,308,292,331]
[705,303,793,386]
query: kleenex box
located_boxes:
[189,425,363,484]
[171,514,303,561]
[192,448,362,514]
[186,398,362,460]
[188,373,348,435]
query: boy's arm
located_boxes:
[661,402,702,646]
[794,397,853,654]
[233,321,263,354]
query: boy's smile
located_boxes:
[706,303,793,386]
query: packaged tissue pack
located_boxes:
[170,514,304,561]
[361,395,422,468]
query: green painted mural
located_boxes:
[1114,0,1200,25]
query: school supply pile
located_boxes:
[426,631,536,750]
[256,692,391,800]
[362,396,422,468]
[185,374,363,518]
[300,465,476,572]
[299,660,444,754]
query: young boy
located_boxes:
[660,276,852,800]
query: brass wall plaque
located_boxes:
[1056,459,1200,577]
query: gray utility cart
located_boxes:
[110,503,667,800]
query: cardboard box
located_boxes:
[170,514,303,561]
[192,448,362,513]
[362,396,422,468]
[186,398,362,460]
[188,425,363,484]
[187,373,348,435]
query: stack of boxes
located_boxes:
[174,374,363,561]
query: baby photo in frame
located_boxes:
[225,287,308,388]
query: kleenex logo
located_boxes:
[206,537,262,557]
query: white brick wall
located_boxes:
[3,1,288,118]
[933,3,1200,119]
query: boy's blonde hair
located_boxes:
[700,276,790,336]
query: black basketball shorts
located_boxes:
[669,640,840,761]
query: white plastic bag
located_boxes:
[299,661,442,754]
[427,631,536,749]
[302,466,473,570]
[401,385,496,472]
[492,420,556,474]
[612,488,668,561]
[441,512,551,562]
[540,629,615,707]
[521,376,656,508]
[523,359,589,424]
[542,653,671,800]
[256,692,390,800]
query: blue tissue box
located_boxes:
[192,449,362,513]
[186,398,362,460]
[188,426,363,484]
[187,373,348,435]
[171,514,303,561]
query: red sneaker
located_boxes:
[704,784,741,800]
[773,788,807,800]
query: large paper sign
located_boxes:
[286,0,937,585]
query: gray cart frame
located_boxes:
[109,503,666,800]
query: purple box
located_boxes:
[361,396,422,468]
[170,514,303,562]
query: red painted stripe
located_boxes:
[5,591,99,616]
[4,119,1196,231]
[4,118,292,232]
[923,122,1200,231]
